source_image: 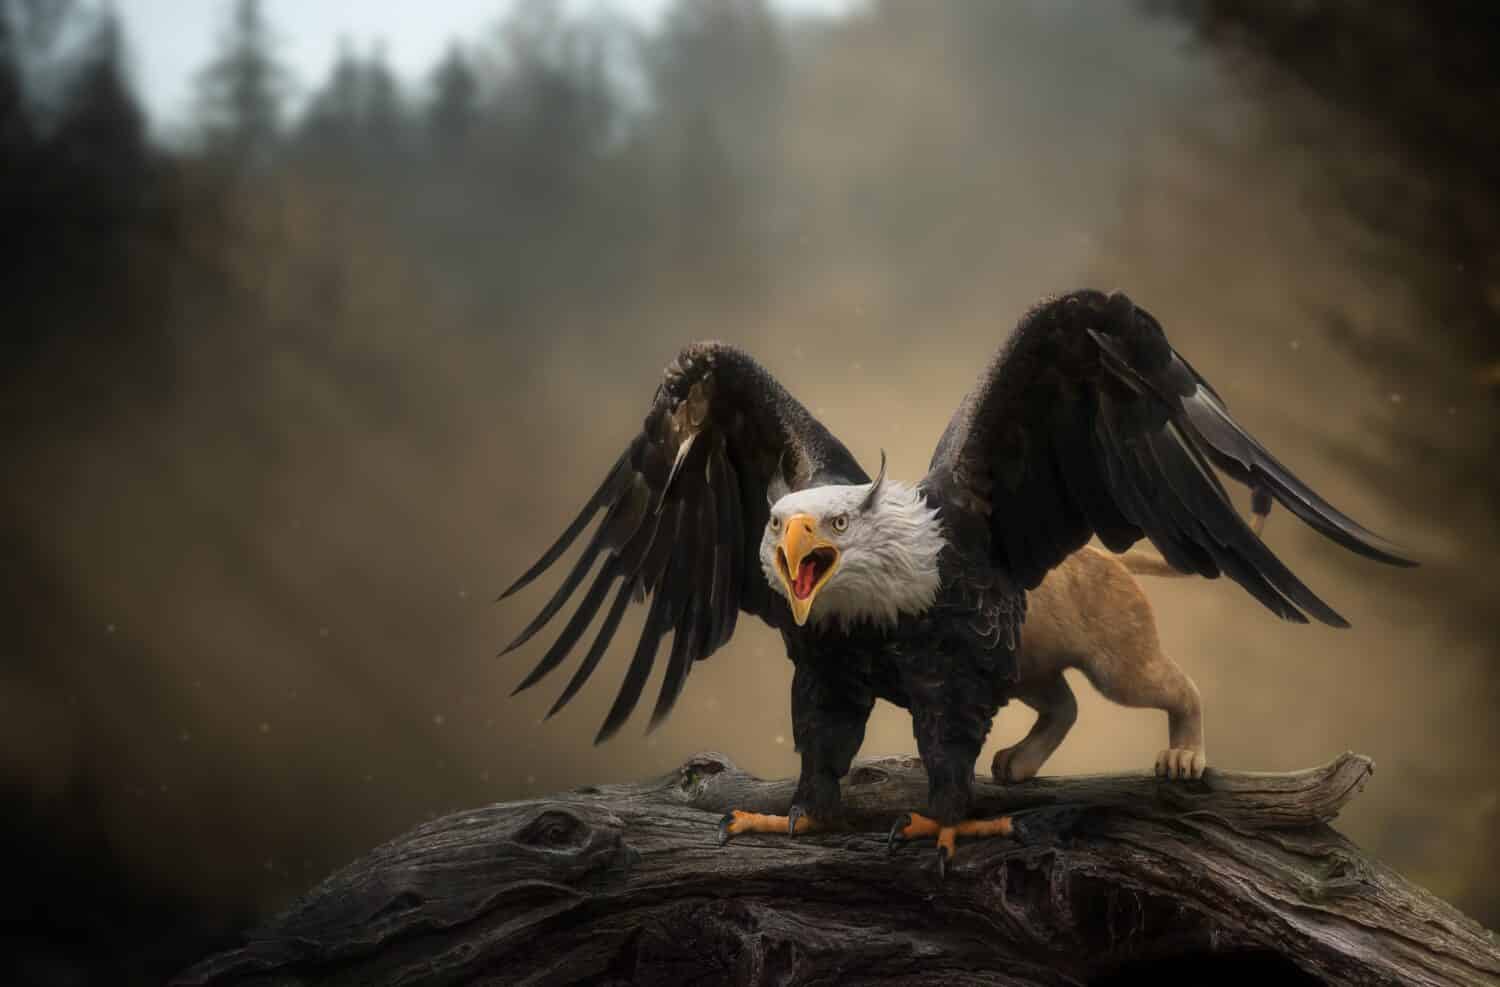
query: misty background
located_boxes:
[2,0,1496,982]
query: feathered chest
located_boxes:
[781,548,1024,695]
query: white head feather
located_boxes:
[759,476,946,630]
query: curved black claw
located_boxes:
[887,814,911,855]
[716,813,734,847]
[787,805,806,837]
[935,845,950,880]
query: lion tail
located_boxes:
[1120,492,1274,579]
[1116,549,1190,578]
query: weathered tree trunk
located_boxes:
[176,752,1499,986]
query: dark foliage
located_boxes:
[1159,0,1500,927]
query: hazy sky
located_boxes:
[115,0,856,130]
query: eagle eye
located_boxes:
[830,513,849,533]
[769,515,781,532]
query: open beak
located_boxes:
[774,513,840,626]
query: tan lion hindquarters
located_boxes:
[993,546,1206,783]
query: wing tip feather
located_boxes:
[496,573,531,601]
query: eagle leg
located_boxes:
[887,812,1015,876]
[722,664,869,848]
[716,809,819,845]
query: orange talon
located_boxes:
[888,811,1015,875]
[897,813,941,841]
[955,816,1014,839]
[716,809,816,845]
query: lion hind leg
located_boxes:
[1079,640,1206,780]
[991,675,1078,783]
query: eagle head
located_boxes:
[759,457,945,629]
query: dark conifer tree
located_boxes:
[428,42,478,154]
[296,38,360,167]
[194,0,288,166]
[51,8,146,184]
[0,7,31,155]
[360,44,405,165]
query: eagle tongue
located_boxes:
[794,558,818,599]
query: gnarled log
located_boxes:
[176,752,1500,986]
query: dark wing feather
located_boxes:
[509,556,623,696]
[597,496,690,744]
[707,440,740,651]
[926,290,1414,627]
[503,342,866,741]
[497,449,630,601]
[546,576,635,720]
[646,479,713,734]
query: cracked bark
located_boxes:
[176,752,1499,986]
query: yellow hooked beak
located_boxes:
[775,513,841,626]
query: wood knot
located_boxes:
[862,754,922,773]
[1306,848,1373,900]
[846,766,890,787]
[371,891,425,920]
[678,752,732,793]
[516,808,592,851]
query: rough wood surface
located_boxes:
[176,751,1500,986]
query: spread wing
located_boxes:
[925,290,1414,626]
[499,342,867,742]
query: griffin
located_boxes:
[499,290,1412,871]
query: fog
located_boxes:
[2,1,1495,980]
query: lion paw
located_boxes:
[991,745,1042,784]
[1154,748,1206,780]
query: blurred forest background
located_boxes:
[1,0,1497,982]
